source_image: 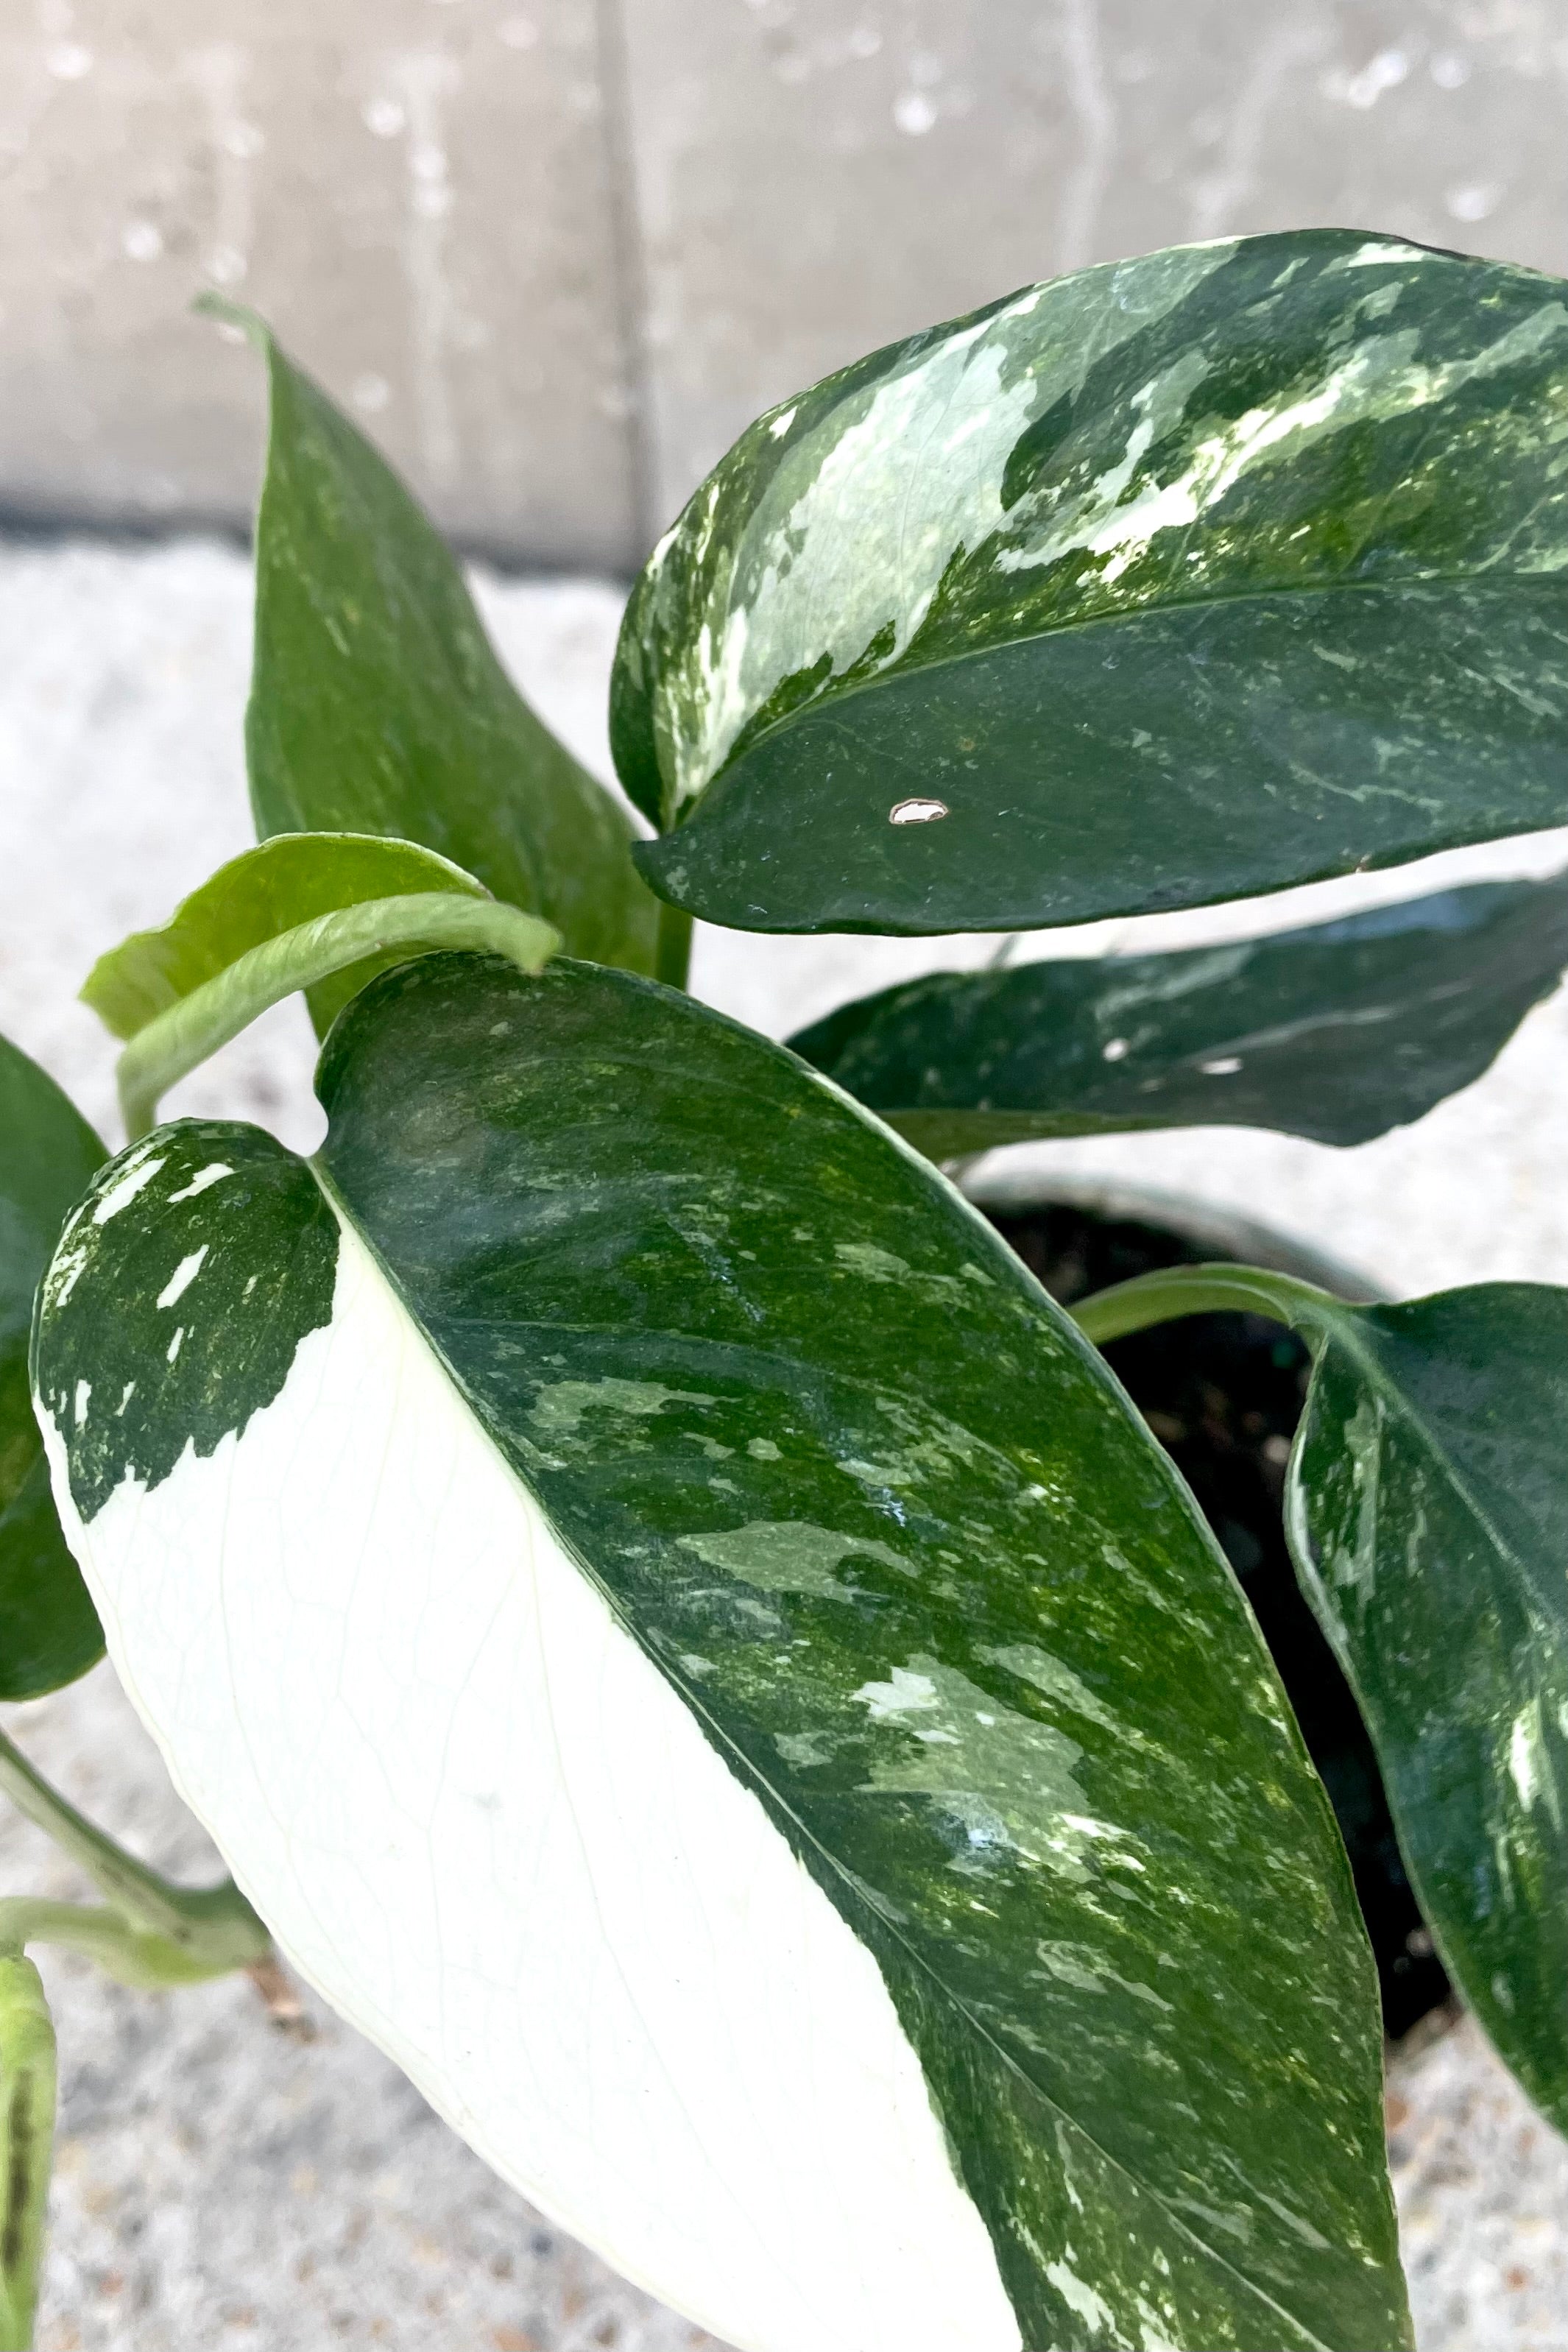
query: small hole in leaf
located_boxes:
[889,797,949,825]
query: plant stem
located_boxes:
[0,1949,55,2352]
[0,1901,240,1993]
[1070,1261,1332,1348]
[654,903,693,992]
[116,892,560,1139]
[0,1730,269,1973]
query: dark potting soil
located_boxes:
[983,1198,1451,2043]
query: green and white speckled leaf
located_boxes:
[614,230,1568,936]
[82,832,492,1043]
[0,1036,105,1698]
[32,957,1411,2352]
[1078,1267,1567,2134]
[788,872,1568,1156]
[1291,1288,1568,2133]
[222,302,661,978]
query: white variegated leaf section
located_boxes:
[42,1209,1022,2352]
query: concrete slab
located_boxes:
[0,0,638,565]
[620,0,1568,526]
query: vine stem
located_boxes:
[0,1729,268,1974]
[654,903,693,992]
[1070,1261,1331,1348]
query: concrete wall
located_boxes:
[3,0,1567,570]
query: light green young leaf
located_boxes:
[0,1034,105,1699]
[615,230,1568,935]
[790,872,1568,1157]
[1076,1265,1568,2132]
[209,299,661,978]
[35,956,1409,2352]
[0,1949,55,2352]
[82,830,493,1042]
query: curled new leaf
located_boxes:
[81,832,559,1138]
[1076,1265,1568,2131]
[789,872,1568,1156]
[0,1034,105,1698]
[616,230,1568,936]
[209,299,662,979]
[82,830,493,1043]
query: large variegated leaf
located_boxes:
[790,872,1568,1157]
[216,300,661,978]
[0,1036,104,1697]
[33,955,1409,2352]
[1079,1267,1567,2132]
[614,230,1568,936]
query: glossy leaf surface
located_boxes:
[0,1036,104,1698]
[82,831,492,1042]
[1078,1265,1568,2131]
[615,231,1568,935]
[225,303,660,977]
[790,872,1568,1157]
[34,957,1408,2352]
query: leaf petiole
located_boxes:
[1071,1262,1329,1348]
[0,1728,269,1974]
[654,903,694,992]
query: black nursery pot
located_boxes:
[965,1170,1452,2044]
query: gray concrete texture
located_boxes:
[2,533,1567,2348]
[3,0,1568,566]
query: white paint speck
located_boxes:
[123,220,164,262]
[46,42,93,79]
[1201,1056,1243,1076]
[352,372,391,414]
[169,1162,234,1204]
[889,798,949,826]
[364,96,406,138]
[1101,1037,1130,1062]
[156,1246,209,1312]
[1430,51,1471,88]
[893,90,938,135]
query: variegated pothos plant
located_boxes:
[2,231,1565,2352]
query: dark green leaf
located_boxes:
[790,872,1568,1156]
[1076,1264,1567,2131]
[1292,1285,1567,2132]
[82,830,493,1043]
[36,960,1409,2351]
[615,230,1568,935]
[216,300,660,978]
[0,1036,105,1698]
